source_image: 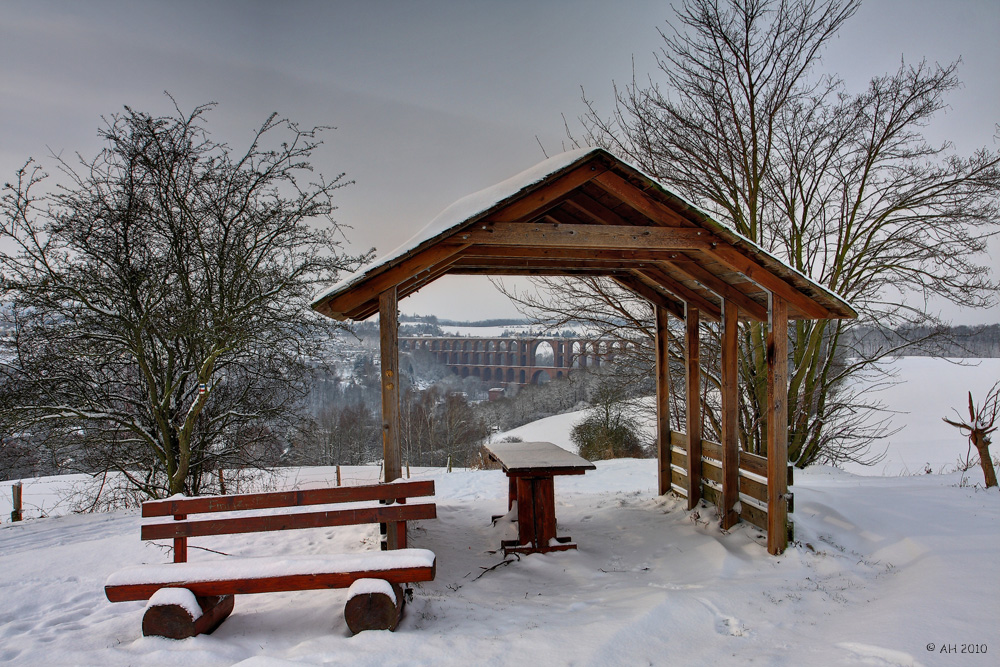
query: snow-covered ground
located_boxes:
[491,357,1000,479]
[1,462,996,666]
[1,356,998,666]
[840,357,1000,476]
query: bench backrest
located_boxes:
[140,480,436,563]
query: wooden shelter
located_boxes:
[312,148,856,555]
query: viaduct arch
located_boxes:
[399,336,636,386]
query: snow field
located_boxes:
[1,461,997,666]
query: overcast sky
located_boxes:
[2,0,998,323]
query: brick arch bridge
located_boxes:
[399,336,637,385]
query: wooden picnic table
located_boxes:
[483,441,596,555]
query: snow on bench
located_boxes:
[104,480,437,639]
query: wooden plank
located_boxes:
[105,564,436,602]
[380,288,402,492]
[447,266,628,277]
[671,468,688,493]
[767,293,790,555]
[142,503,438,541]
[449,257,652,272]
[685,305,701,510]
[457,245,693,263]
[458,222,714,251]
[665,259,768,322]
[611,275,685,319]
[142,481,436,517]
[706,245,829,320]
[672,431,772,480]
[671,448,767,505]
[590,171,691,227]
[721,300,740,529]
[702,484,769,532]
[739,450,767,478]
[655,305,672,496]
[482,162,609,222]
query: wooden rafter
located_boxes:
[661,259,768,322]
[611,275,685,319]
[482,162,608,222]
[591,171,692,228]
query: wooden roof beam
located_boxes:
[661,259,768,322]
[563,191,633,226]
[612,275,686,319]
[635,266,721,321]
[459,245,692,262]
[331,244,468,319]
[454,222,715,251]
[706,246,830,319]
[591,171,691,227]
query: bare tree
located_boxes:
[943,382,999,488]
[0,99,368,498]
[531,0,1000,466]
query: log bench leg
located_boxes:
[142,590,234,639]
[344,579,404,634]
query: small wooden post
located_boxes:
[336,465,342,487]
[655,305,672,496]
[720,300,740,529]
[173,513,188,563]
[766,294,789,555]
[685,305,702,509]
[11,482,23,522]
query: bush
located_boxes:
[571,413,645,460]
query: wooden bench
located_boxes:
[105,479,437,639]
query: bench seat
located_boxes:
[106,548,437,602]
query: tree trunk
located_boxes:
[972,432,997,488]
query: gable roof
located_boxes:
[312,148,856,323]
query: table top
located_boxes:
[483,441,596,475]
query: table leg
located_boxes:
[516,476,557,550]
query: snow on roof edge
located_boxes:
[311,147,602,307]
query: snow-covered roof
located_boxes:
[313,147,602,305]
[312,148,856,322]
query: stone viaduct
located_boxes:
[399,336,637,386]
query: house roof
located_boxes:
[312,148,857,323]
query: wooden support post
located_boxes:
[379,288,402,485]
[685,305,701,509]
[379,287,402,550]
[720,300,740,529]
[11,482,23,522]
[655,305,672,496]
[766,294,789,555]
